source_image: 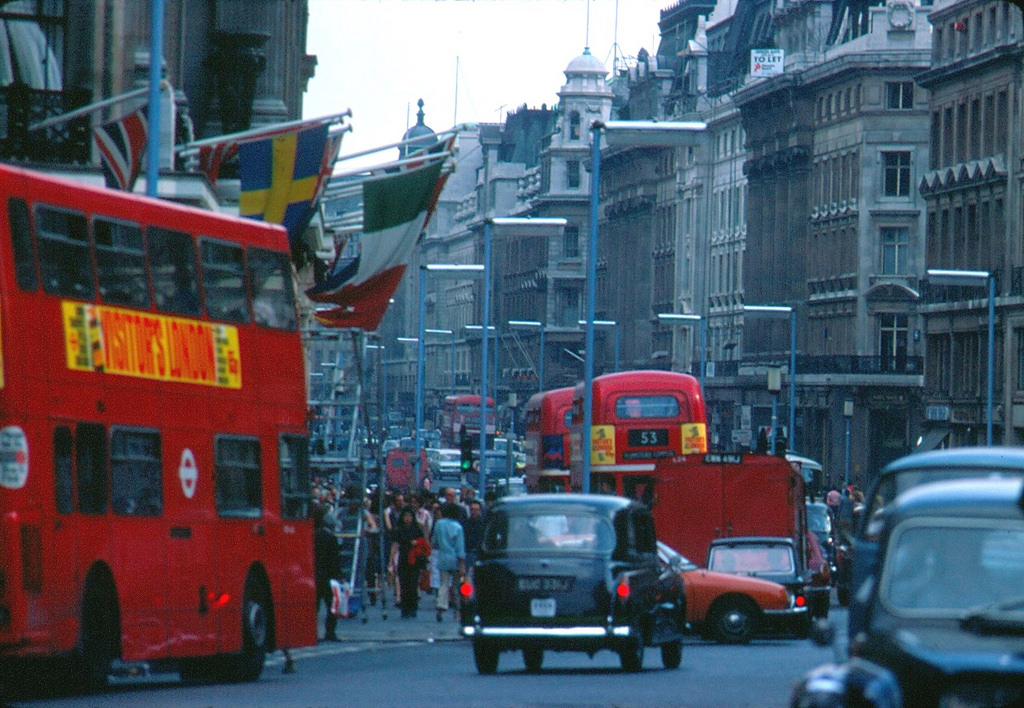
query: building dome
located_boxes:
[564,47,608,78]
[400,98,438,157]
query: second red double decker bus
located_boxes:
[523,386,574,492]
[569,370,708,493]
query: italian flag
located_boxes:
[308,154,447,331]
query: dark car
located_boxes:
[705,536,824,637]
[845,447,1024,636]
[460,494,686,673]
[791,476,1024,707]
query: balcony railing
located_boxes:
[705,355,923,378]
[0,85,93,164]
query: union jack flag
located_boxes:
[93,105,148,191]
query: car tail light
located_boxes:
[616,577,630,600]
[794,593,807,608]
[460,578,474,600]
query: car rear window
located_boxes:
[708,545,795,574]
[482,509,614,553]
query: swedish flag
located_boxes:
[238,122,329,245]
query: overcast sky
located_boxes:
[303,0,667,170]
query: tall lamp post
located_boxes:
[843,398,854,488]
[743,304,797,453]
[580,119,706,493]
[657,313,706,393]
[415,264,484,488]
[509,320,546,392]
[425,328,456,397]
[927,268,995,446]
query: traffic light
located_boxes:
[460,433,474,472]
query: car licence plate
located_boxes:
[531,598,556,617]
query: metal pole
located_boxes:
[699,318,707,395]
[987,274,995,446]
[789,309,797,452]
[414,269,426,489]
[480,222,492,501]
[539,327,546,392]
[844,415,851,488]
[146,0,164,197]
[450,333,456,398]
[582,125,601,493]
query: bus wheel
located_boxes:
[78,573,121,692]
[226,577,269,682]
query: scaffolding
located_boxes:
[304,328,389,622]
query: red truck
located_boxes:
[650,452,830,617]
[385,447,429,490]
[650,453,808,567]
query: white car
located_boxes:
[428,447,463,485]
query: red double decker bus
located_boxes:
[569,370,708,494]
[523,387,574,492]
[0,165,314,687]
[439,394,495,448]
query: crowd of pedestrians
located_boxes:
[309,478,492,635]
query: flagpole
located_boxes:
[331,123,473,165]
[146,0,165,197]
[326,149,451,186]
[28,86,153,132]
[175,110,353,156]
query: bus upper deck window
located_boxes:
[94,218,149,308]
[36,206,93,299]
[248,247,298,330]
[148,227,200,316]
[201,239,250,324]
[9,197,37,290]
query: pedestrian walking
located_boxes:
[313,505,341,641]
[462,499,485,581]
[390,506,428,619]
[430,502,467,621]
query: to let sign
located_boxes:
[750,49,784,77]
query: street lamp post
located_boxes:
[657,313,706,393]
[465,323,496,499]
[927,268,995,446]
[744,304,797,452]
[425,328,455,397]
[581,119,706,494]
[509,320,545,392]
[843,398,854,488]
[415,264,484,488]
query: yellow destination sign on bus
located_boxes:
[62,302,242,388]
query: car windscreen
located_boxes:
[880,519,1024,617]
[708,545,795,575]
[481,508,615,553]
